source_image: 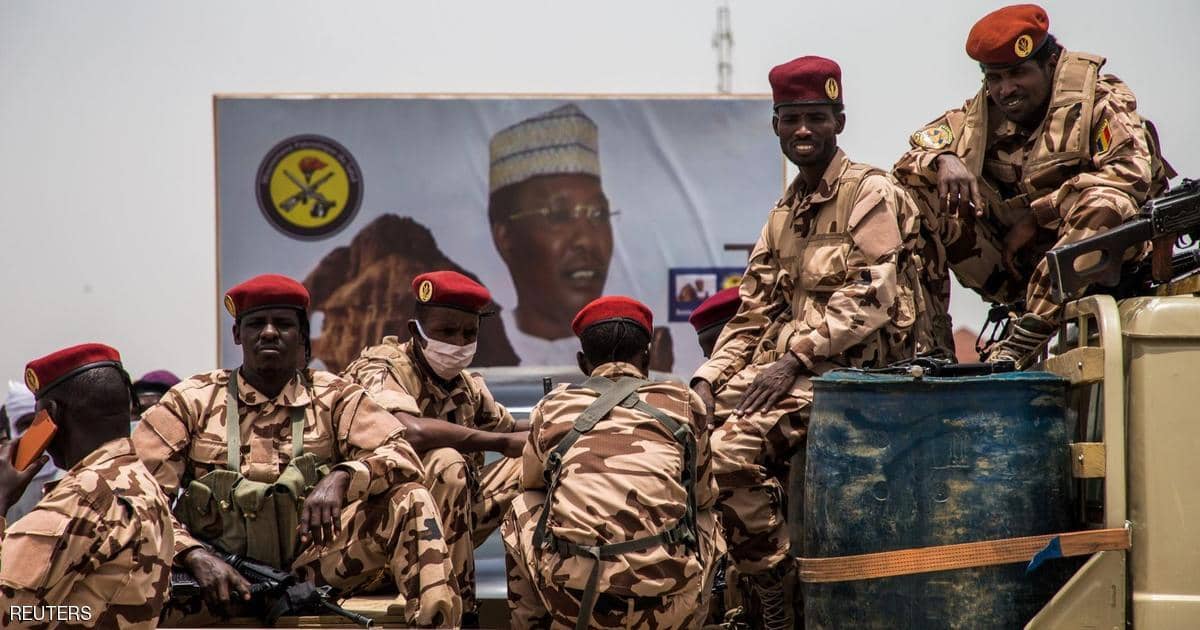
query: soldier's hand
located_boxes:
[736,353,803,417]
[1003,213,1039,276]
[690,380,716,429]
[299,468,351,547]
[500,431,528,458]
[0,441,46,515]
[182,547,252,615]
[935,153,983,217]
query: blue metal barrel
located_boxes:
[802,371,1073,629]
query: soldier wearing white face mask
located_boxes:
[342,270,529,621]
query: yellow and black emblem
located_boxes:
[224,294,237,317]
[912,124,955,150]
[418,280,434,303]
[256,135,362,239]
[24,367,39,393]
[825,77,840,101]
[1014,34,1034,59]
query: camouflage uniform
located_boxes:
[342,336,522,612]
[893,52,1171,329]
[502,362,724,629]
[694,149,925,577]
[0,438,174,629]
[133,368,460,627]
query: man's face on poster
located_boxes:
[491,173,614,331]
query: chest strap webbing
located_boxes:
[225,371,307,473]
[532,375,698,630]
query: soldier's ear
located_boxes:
[232,322,243,346]
[834,111,846,135]
[771,114,780,137]
[576,351,592,377]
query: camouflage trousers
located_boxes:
[912,184,1140,327]
[422,448,522,614]
[711,362,814,576]
[166,481,461,627]
[501,491,724,630]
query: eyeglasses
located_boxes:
[506,196,619,226]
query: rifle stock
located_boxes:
[1046,178,1200,303]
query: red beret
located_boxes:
[572,295,653,337]
[225,274,310,318]
[688,287,742,333]
[966,4,1050,67]
[769,56,842,109]
[413,271,492,314]
[25,343,123,397]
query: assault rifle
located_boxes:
[170,550,374,627]
[1046,178,1200,303]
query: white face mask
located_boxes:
[413,320,477,380]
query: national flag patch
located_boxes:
[1093,119,1112,154]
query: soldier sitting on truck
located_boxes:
[892,3,1174,368]
[0,343,174,629]
[690,55,933,629]
[342,270,528,623]
[133,274,461,627]
[502,296,724,629]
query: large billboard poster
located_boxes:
[216,95,781,377]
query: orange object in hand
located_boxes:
[14,409,57,472]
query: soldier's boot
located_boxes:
[985,313,1056,369]
[745,569,794,630]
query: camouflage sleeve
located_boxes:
[330,385,426,502]
[342,358,422,416]
[686,389,717,510]
[891,107,964,188]
[1030,78,1155,229]
[133,392,206,559]
[520,399,549,491]
[0,483,106,607]
[693,220,782,388]
[472,375,516,433]
[787,176,910,368]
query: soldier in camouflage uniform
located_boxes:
[342,270,527,620]
[893,3,1173,367]
[503,296,724,630]
[691,56,929,629]
[133,274,460,627]
[1,343,174,629]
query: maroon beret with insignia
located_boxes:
[966,4,1050,67]
[572,295,653,337]
[412,270,492,314]
[769,56,843,109]
[224,274,310,319]
[688,287,742,334]
[25,342,123,397]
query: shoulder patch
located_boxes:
[1093,118,1112,154]
[912,123,954,150]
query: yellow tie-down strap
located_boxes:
[798,526,1130,583]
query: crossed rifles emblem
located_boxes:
[279,156,337,218]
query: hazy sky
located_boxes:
[1,0,1197,380]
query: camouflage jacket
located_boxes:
[133,368,424,560]
[0,438,174,629]
[893,51,1166,231]
[695,149,925,390]
[342,337,516,472]
[522,362,717,595]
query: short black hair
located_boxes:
[579,320,651,366]
[44,365,133,421]
[1031,34,1061,66]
